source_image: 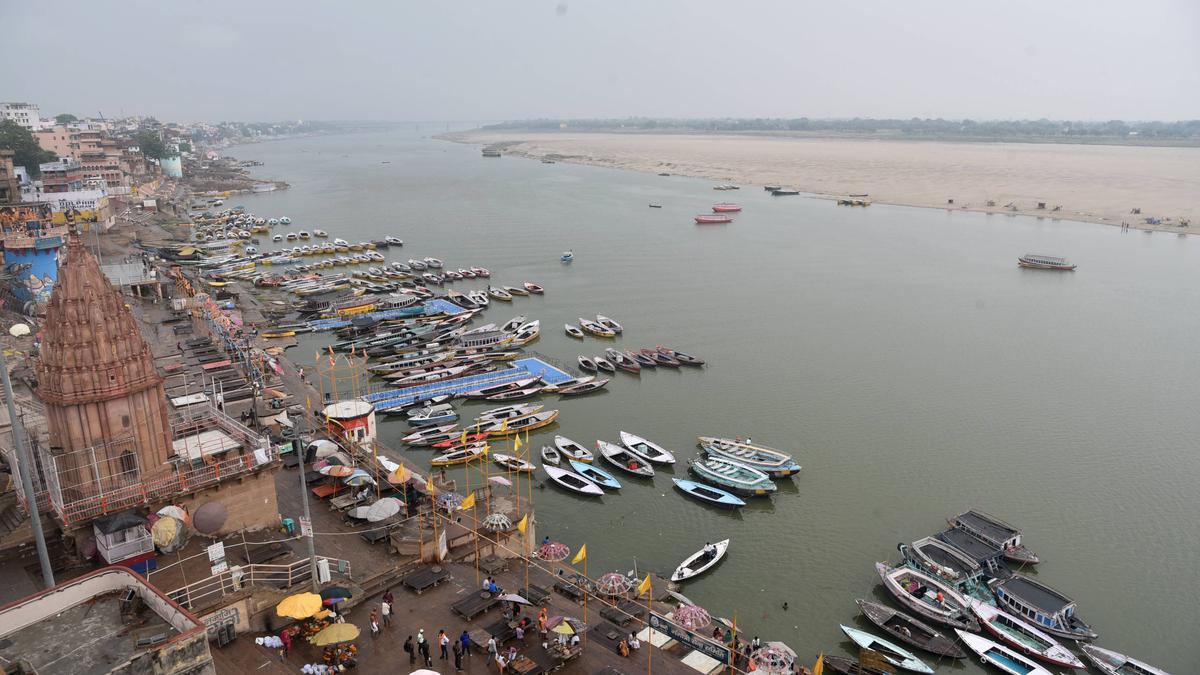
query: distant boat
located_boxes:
[695,214,733,224]
[561,250,574,263]
[712,203,742,213]
[649,204,663,208]
[763,185,782,191]
[482,149,502,157]
[1017,253,1076,270]
[771,188,800,196]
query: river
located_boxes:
[226,128,1197,672]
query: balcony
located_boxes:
[96,525,153,563]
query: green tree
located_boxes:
[133,129,168,160]
[54,113,79,125]
[0,120,56,178]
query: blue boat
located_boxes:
[561,250,573,263]
[672,479,745,508]
[570,461,621,490]
[688,456,776,496]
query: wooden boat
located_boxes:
[1080,645,1169,675]
[488,287,513,301]
[484,384,544,402]
[558,378,609,396]
[619,431,676,465]
[989,575,1096,641]
[430,443,486,466]
[569,460,621,490]
[763,185,782,191]
[697,437,801,478]
[604,348,640,373]
[956,631,1054,675]
[468,290,489,307]
[874,562,979,631]
[482,409,559,436]
[492,453,536,473]
[839,625,934,674]
[648,203,662,208]
[948,510,1040,565]
[968,598,1085,669]
[902,536,983,584]
[671,539,730,582]
[627,349,656,368]
[596,440,655,477]
[261,330,296,339]
[578,355,598,372]
[477,403,543,422]
[430,433,488,449]
[819,655,892,675]
[595,315,623,334]
[544,465,603,496]
[688,456,775,496]
[578,317,615,338]
[771,188,800,196]
[462,377,540,400]
[671,479,745,508]
[407,404,458,427]
[657,346,705,366]
[554,436,594,463]
[1018,254,1076,271]
[855,599,966,659]
[504,285,529,296]
[565,324,585,338]
[540,445,561,466]
[523,282,544,294]
[593,357,616,373]
[401,424,458,445]
[712,203,742,212]
[643,348,680,367]
[695,214,732,224]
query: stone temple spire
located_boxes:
[37,237,173,479]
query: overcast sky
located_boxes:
[3,0,1197,123]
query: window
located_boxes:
[121,414,130,428]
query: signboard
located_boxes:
[299,516,313,538]
[648,612,730,664]
[210,560,229,576]
[206,542,226,563]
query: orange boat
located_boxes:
[712,203,742,213]
[695,214,733,224]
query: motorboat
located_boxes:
[671,479,745,509]
[989,575,1096,641]
[544,465,603,496]
[855,599,966,659]
[558,378,609,396]
[695,214,733,224]
[569,460,621,490]
[491,453,536,473]
[476,403,543,422]
[554,436,594,463]
[1018,254,1076,271]
[407,404,458,427]
[597,440,655,477]
[523,282,544,294]
[948,510,1040,565]
[712,203,742,213]
[688,456,775,496]
[565,324,585,339]
[619,431,675,464]
[956,631,1054,675]
[839,625,934,674]
[595,315,623,334]
[1080,645,1169,675]
[593,356,616,373]
[968,598,1085,669]
[671,539,730,582]
[430,444,486,466]
[697,437,801,478]
[875,562,979,631]
[540,445,561,466]
[577,356,598,372]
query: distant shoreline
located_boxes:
[441,129,1199,233]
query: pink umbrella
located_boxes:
[536,541,570,562]
[595,572,632,596]
[674,603,711,631]
[750,641,796,674]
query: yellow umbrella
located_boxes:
[311,622,360,646]
[552,623,575,635]
[388,465,411,484]
[151,516,181,548]
[276,592,323,619]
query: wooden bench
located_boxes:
[311,483,345,499]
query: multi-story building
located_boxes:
[38,157,84,193]
[0,102,43,130]
[34,124,79,157]
[0,150,19,204]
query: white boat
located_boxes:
[477,403,543,422]
[597,440,655,477]
[492,453,536,473]
[875,562,978,631]
[619,431,676,465]
[553,435,594,463]
[272,234,282,242]
[540,445,561,466]
[561,250,573,263]
[544,465,603,496]
[969,598,1085,669]
[385,236,404,246]
[840,625,934,674]
[1080,645,1170,675]
[670,539,729,582]
[334,238,350,247]
[595,314,623,333]
[313,229,328,237]
[956,630,1053,675]
[468,290,489,307]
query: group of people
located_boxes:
[616,632,641,657]
[403,628,468,671]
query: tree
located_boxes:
[54,113,79,125]
[133,129,169,160]
[0,120,56,178]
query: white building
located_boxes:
[0,102,43,130]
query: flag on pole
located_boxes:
[636,574,652,597]
[500,418,509,433]
[517,513,528,534]
[514,435,523,452]
[572,544,587,565]
[812,653,824,675]
[459,429,468,444]
[460,492,476,510]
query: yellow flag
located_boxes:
[572,544,587,565]
[459,429,468,444]
[500,417,509,433]
[514,435,523,452]
[517,513,528,534]
[482,443,490,457]
[812,653,824,675]
[637,574,651,597]
[460,492,476,510]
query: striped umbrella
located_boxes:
[536,541,570,561]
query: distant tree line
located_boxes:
[484,117,1200,142]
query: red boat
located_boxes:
[695,214,733,224]
[712,203,742,213]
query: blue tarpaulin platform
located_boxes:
[363,356,571,411]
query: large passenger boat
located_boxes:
[1018,253,1076,270]
[948,510,1040,565]
[989,574,1098,641]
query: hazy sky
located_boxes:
[3,1,1197,122]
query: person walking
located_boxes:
[369,611,379,638]
[404,635,415,664]
[279,627,292,662]
[453,639,464,672]
[418,630,432,667]
[487,634,498,659]
[439,629,450,660]
[460,629,472,659]
[381,599,391,628]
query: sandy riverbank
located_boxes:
[445,130,1200,232]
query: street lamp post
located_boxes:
[283,422,319,592]
[0,348,54,588]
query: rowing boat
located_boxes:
[554,436,594,463]
[578,317,615,338]
[595,315,623,333]
[839,625,934,674]
[875,562,978,631]
[604,348,641,373]
[956,631,1053,675]
[565,324,585,338]
[697,437,801,478]
[569,460,621,490]
[540,445,561,466]
[544,465,603,496]
[578,355,597,372]
[484,384,544,402]
[482,409,559,436]
[477,403,543,422]
[619,431,676,465]
[401,424,459,445]
[688,456,775,496]
[558,378,609,396]
[671,479,745,508]
[855,599,966,659]
[596,440,655,477]
[657,346,705,366]
[1080,645,1169,675]
[593,357,616,373]
[491,453,537,473]
[430,444,485,466]
[670,539,729,582]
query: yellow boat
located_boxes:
[348,243,364,251]
[261,330,296,339]
[207,280,230,287]
[335,245,349,253]
[486,410,559,437]
[336,302,376,317]
[430,446,485,466]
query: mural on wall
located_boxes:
[5,248,59,304]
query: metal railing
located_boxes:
[164,555,352,611]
